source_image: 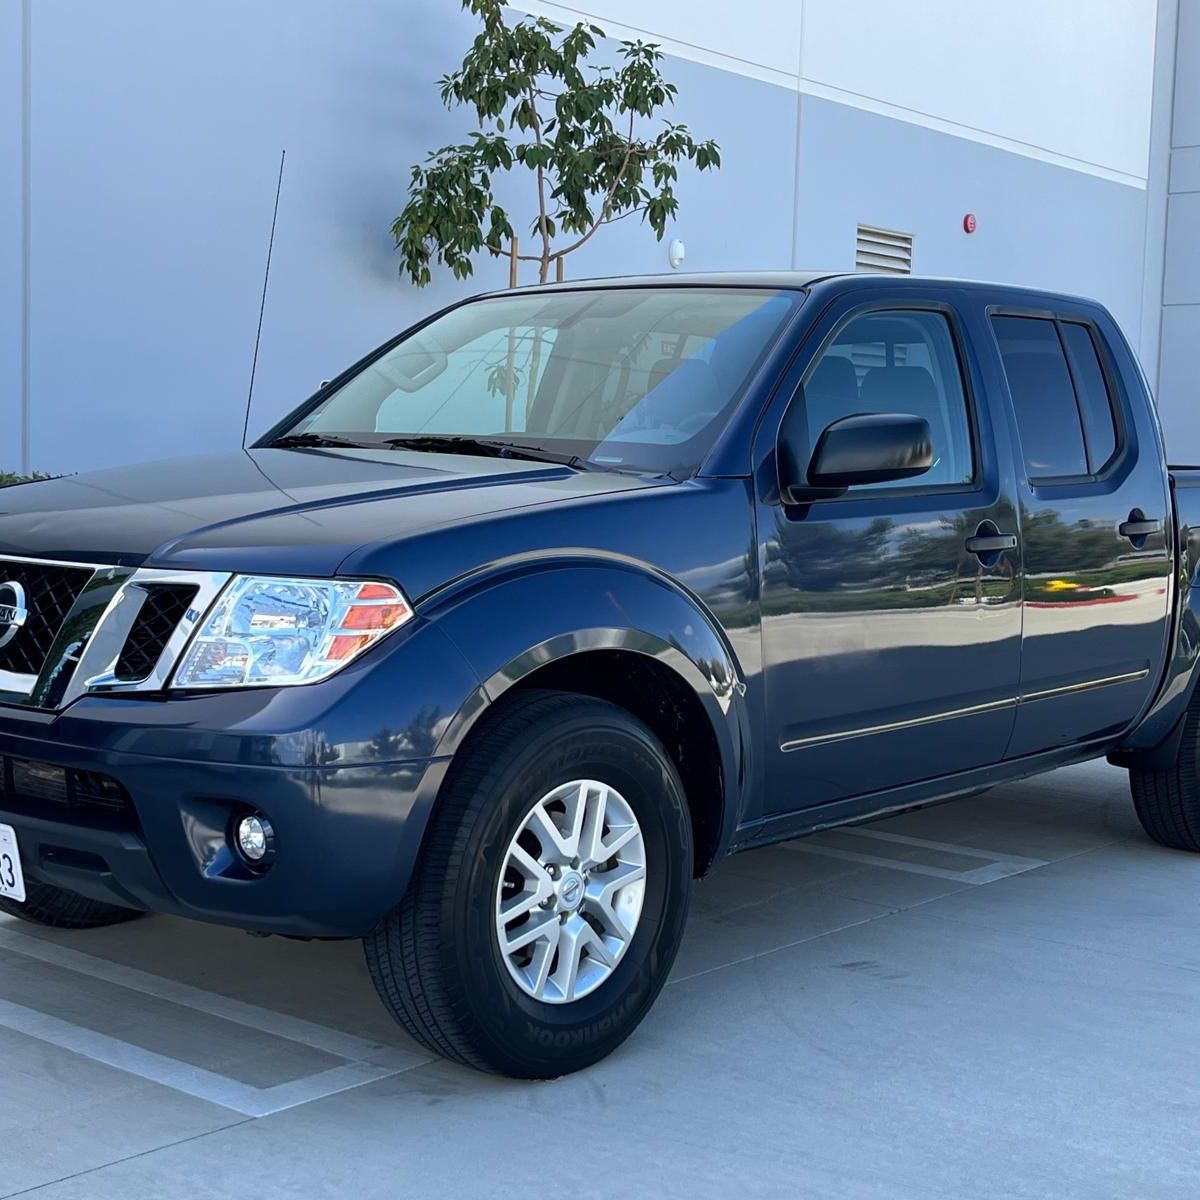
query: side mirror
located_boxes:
[780,412,933,502]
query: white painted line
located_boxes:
[0,927,423,1069]
[0,997,402,1118]
[788,830,1048,885]
[837,828,1049,870]
[0,926,433,1115]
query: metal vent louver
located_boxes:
[855,224,914,275]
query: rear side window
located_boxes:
[991,315,1120,480]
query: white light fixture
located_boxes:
[668,238,686,269]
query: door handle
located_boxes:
[965,528,1018,557]
[1118,511,1161,542]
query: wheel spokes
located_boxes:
[496,779,647,1005]
[502,911,559,957]
[586,861,646,938]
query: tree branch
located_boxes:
[484,243,545,262]
[551,108,638,260]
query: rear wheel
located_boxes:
[0,880,146,929]
[1129,697,1200,851]
[363,689,692,1078]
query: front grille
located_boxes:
[114,585,197,681]
[0,754,135,830]
[0,561,94,676]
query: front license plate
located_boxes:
[0,824,25,903]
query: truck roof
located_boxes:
[483,271,1104,309]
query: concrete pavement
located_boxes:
[2,759,1198,1199]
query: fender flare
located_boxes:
[422,555,753,861]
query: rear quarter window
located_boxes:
[1059,322,1119,472]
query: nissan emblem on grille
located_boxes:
[0,581,28,649]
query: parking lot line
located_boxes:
[0,926,421,1066]
[0,995,402,1117]
[0,926,430,1117]
[788,829,1049,884]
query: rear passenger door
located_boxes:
[989,304,1173,755]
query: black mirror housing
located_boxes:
[779,412,934,502]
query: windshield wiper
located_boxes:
[268,433,372,450]
[379,435,602,472]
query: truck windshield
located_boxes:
[278,287,800,475]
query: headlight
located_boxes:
[172,576,413,689]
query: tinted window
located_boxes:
[1060,322,1118,471]
[802,309,974,489]
[991,316,1088,478]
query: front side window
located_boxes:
[799,308,975,490]
[284,288,800,476]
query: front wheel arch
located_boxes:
[436,636,743,877]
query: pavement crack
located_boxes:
[1,1119,255,1199]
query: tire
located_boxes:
[364,689,692,1078]
[0,879,146,929]
[1129,699,1200,851]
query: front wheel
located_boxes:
[364,690,692,1078]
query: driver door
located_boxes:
[755,292,1023,814]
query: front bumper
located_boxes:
[0,692,455,939]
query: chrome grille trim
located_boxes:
[0,555,230,709]
[72,568,232,702]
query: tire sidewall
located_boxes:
[440,703,691,1076]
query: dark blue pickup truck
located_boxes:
[0,272,1197,1077]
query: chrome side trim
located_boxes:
[0,551,111,572]
[780,697,1017,752]
[1018,669,1150,705]
[780,669,1152,753]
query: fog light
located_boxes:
[236,814,274,863]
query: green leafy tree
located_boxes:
[393,0,721,286]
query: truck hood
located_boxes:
[0,449,653,576]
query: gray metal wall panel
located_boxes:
[1175,0,1200,148]
[1158,306,1200,458]
[0,2,22,474]
[1165,193,1200,305]
[1158,0,1200,458]
[793,95,1148,339]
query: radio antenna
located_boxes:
[242,149,286,448]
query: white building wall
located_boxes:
[0,3,23,467]
[0,0,1177,474]
[526,0,1159,182]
